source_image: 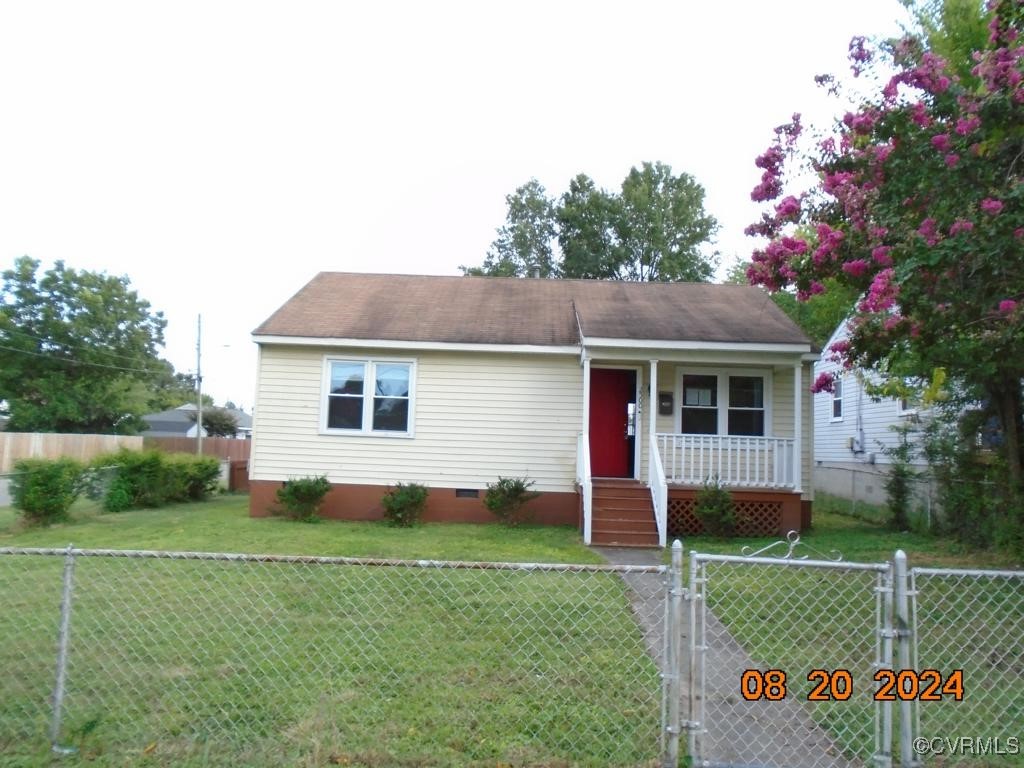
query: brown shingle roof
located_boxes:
[253,273,811,347]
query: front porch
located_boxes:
[576,350,814,547]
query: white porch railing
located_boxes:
[656,433,797,490]
[576,432,593,545]
[648,433,668,547]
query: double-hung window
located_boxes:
[679,370,769,437]
[831,377,844,421]
[324,358,414,435]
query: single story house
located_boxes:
[249,273,817,546]
[143,404,254,440]
[142,404,207,438]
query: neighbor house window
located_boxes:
[679,370,769,437]
[831,377,843,421]
[324,359,414,435]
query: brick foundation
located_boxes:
[249,480,580,526]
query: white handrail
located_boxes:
[656,433,797,489]
[576,432,593,545]
[648,433,668,547]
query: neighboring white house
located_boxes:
[249,273,818,546]
[814,320,929,507]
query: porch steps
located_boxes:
[591,479,660,547]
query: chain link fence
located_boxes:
[911,567,1024,765]
[0,547,667,767]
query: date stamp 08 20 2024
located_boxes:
[739,668,964,702]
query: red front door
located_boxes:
[589,369,636,478]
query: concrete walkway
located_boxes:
[592,546,856,768]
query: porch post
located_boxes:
[649,359,658,443]
[792,360,803,494]
[582,357,591,434]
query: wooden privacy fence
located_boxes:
[0,433,143,473]
[143,436,251,462]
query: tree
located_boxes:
[724,257,860,347]
[0,257,167,433]
[613,162,719,282]
[557,174,622,279]
[147,362,213,413]
[462,179,559,277]
[190,406,239,438]
[745,0,1023,542]
[463,163,719,282]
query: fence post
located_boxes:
[662,540,683,768]
[893,550,918,766]
[50,543,78,755]
[875,565,894,768]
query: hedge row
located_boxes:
[10,450,222,525]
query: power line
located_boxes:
[0,324,165,366]
[0,344,163,375]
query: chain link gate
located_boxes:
[679,537,1024,768]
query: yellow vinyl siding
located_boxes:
[251,346,582,492]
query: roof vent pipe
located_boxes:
[530,266,541,279]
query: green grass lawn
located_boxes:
[0,494,604,564]
[673,506,1024,570]
[0,496,659,768]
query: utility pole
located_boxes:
[196,314,203,455]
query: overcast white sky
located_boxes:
[0,1,911,410]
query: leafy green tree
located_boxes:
[462,179,558,277]
[746,0,1024,543]
[558,174,622,279]
[147,362,213,413]
[464,163,718,282]
[189,406,239,438]
[0,257,166,433]
[613,162,718,282]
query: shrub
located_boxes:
[484,476,541,526]
[165,454,221,501]
[274,475,331,522]
[695,476,736,537]
[10,458,83,526]
[381,482,429,527]
[91,450,223,512]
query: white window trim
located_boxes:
[320,356,417,438]
[674,368,773,436]
[897,397,918,417]
[831,376,844,423]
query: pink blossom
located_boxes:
[841,259,870,278]
[999,300,1018,313]
[931,133,951,152]
[918,218,941,246]
[859,269,899,313]
[956,115,981,135]
[848,36,872,76]
[871,246,893,266]
[811,372,836,394]
[945,153,960,168]
[774,195,801,220]
[949,219,974,236]
[910,102,931,128]
[981,198,1004,215]
[1015,228,1024,239]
